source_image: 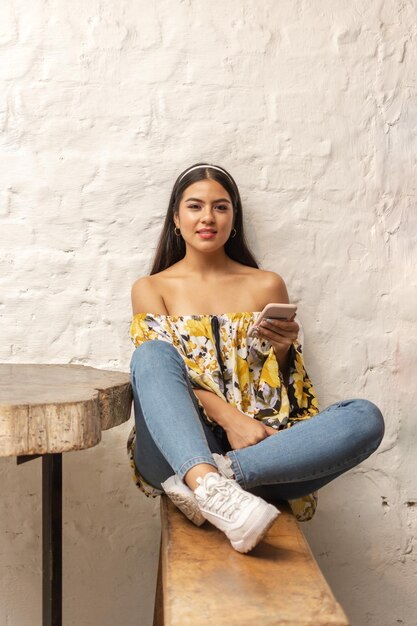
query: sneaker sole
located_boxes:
[230,504,279,553]
[167,492,206,527]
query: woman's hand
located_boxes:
[223,408,279,450]
[253,315,299,383]
[254,314,299,357]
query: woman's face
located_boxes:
[174,178,235,248]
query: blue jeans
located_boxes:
[130,341,385,501]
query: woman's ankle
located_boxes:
[184,463,220,491]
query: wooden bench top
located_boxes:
[0,363,132,457]
[155,496,349,626]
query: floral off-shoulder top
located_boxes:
[127,311,320,521]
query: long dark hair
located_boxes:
[149,162,259,275]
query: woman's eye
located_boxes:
[187,204,228,210]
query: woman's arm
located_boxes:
[192,388,240,429]
[193,388,278,449]
[255,271,297,386]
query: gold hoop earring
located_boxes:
[174,226,181,237]
[230,227,237,238]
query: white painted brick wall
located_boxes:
[1,2,416,625]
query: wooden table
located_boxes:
[0,363,133,626]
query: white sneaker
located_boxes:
[161,474,206,527]
[212,452,235,479]
[194,472,280,553]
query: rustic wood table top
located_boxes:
[0,362,133,626]
[0,363,133,457]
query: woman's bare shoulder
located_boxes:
[131,274,169,315]
[246,268,290,304]
[256,268,287,287]
[243,266,286,286]
[259,270,289,302]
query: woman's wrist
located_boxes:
[274,346,291,387]
[213,403,243,430]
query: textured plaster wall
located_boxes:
[0,1,416,625]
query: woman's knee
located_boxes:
[343,398,385,449]
[130,340,183,377]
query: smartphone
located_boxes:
[248,303,297,337]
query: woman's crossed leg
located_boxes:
[130,340,385,500]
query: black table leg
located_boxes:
[42,453,62,626]
[17,453,63,626]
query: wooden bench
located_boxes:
[153,496,350,626]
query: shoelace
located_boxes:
[203,479,252,521]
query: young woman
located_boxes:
[127,162,385,554]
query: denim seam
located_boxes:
[245,442,380,487]
[227,451,247,489]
